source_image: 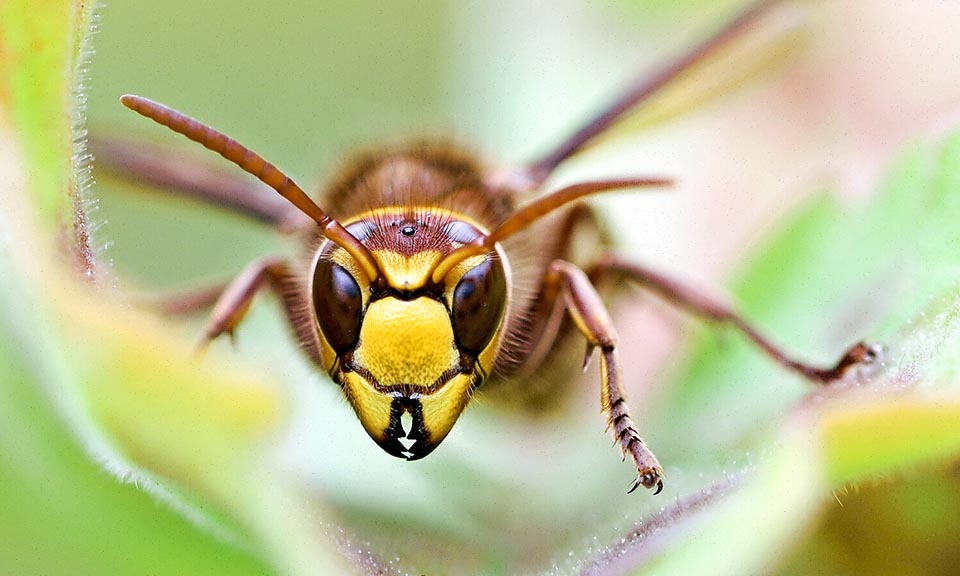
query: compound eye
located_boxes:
[451,257,507,356]
[313,259,363,354]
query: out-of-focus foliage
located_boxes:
[0,2,350,575]
[3,1,960,575]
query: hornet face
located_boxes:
[310,212,508,459]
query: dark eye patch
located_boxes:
[313,259,363,354]
[451,257,506,356]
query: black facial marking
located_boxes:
[378,396,435,461]
[377,398,408,458]
[405,400,428,443]
[458,354,476,374]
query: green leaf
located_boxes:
[7,2,960,575]
[0,2,360,575]
[581,129,960,576]
[822,399,960,486]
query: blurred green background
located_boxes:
[5,0,960,575]
[87,0,751,289]
[86,4,737,574]
[85,3,765,574]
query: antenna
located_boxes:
[430,177,671,283]
[120,94,380,282]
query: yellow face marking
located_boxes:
[417,372,476,446]
[340,371,395,443]
[340,367,477,451]
[353,297,458,388]
[374,250,443,292]
[309,209,513,457]
[339,296,473,454]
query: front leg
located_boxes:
[197,257,321,368]
[547,260,665,495]
[593,256,879,383]
[199,257,291,347]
